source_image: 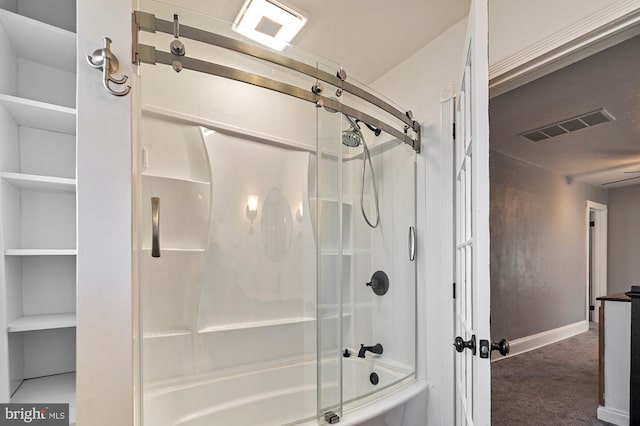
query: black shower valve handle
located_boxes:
[366,271,389,296]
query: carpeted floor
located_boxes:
[492,324,612,426]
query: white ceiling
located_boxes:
[156,0,470,84]
[490,35,640,189]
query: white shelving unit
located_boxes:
[0,1,77,421]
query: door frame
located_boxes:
[586,201,608,323]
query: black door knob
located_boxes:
[491,338,509,356]
[453,334,476,355]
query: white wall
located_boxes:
[372,18,468,426]
[76,0,132,425]
[607,184,640,294]
[490,151,607,341]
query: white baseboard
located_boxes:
[492,320,589,361]
[597,406,629,426]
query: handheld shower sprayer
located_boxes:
[320,102,381,228]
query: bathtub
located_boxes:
[143,357,426,426]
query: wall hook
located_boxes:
[86,37,131,97]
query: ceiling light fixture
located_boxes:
[232,0,307,51]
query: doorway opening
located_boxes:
[587,201,607,323]
[488,29,640,426]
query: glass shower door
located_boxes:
[341,119,417,408]
[315,71,345,423]
[135,5,324,424]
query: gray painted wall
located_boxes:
[607,184,640,294]
[490,151,607,341]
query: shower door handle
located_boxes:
[151,197,160,258]
[408,226,416,261]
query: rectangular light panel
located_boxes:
[233,0,307,51]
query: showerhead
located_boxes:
[320,106,374,147]
[342,115,362,147]
[342,129,362,147]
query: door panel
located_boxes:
[453,1,490,425]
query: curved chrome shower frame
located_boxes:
[133,11,421,152]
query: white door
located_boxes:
[452,0,494,425]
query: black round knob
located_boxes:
[491,338,510,356]
[453,336,465,353]
[453,335,476,355]
[366,270,389,296]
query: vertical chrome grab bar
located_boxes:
[151,197,160,258]
[408,226,416,261]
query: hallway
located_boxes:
[492,325,610,425]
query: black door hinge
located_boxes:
[453,282,456,299]
[590,305,595,311]
[590,221,595,227]
[453,123,456,140]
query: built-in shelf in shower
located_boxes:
[319,249,371,256]
[141,248,205,253]
[0,94,76,134]
[199,317,317,334]
[10,372,76,425]
[198,314,354,334]
[141,173,210,186]
[143,329,191,339]
[7,313,76,332]
[142,104,316,155]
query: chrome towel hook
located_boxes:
[86,37,131,97]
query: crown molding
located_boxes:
[489,0,640,97]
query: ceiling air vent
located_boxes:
[520,108,614,142]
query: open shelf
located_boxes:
[10,372,76,424]
[2,172,75,193]
[0,1,78,413]
[8,313,76,332]
[0,94,76,134]
[5,249,76,256]
[0,9,76,72]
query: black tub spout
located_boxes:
[358,343,383,358]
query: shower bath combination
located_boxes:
[134,7,419,426]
